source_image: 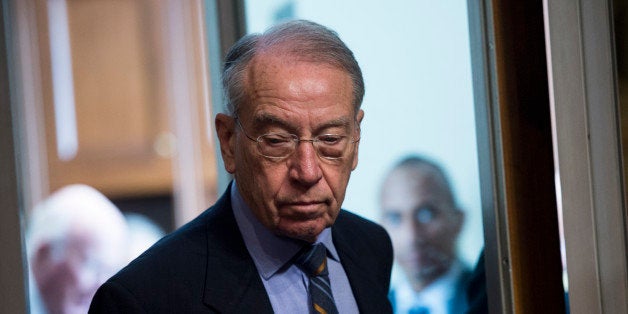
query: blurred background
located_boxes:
[10,1,483,313]
[10,0,628,312]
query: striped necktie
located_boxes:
[294,243,339,314]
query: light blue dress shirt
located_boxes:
[231,182,359,314]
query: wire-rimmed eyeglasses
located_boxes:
[235,117,360,160]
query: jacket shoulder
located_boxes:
[91,193,235,313]
[334,210,391,248]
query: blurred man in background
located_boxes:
[380,156,471,314]
[27,184,128,314]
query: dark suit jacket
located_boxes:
[465,250,488,314]
[89,186,393,313]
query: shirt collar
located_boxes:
[394,260,465,314]
[230,181,338,280]
[416,261,464,310]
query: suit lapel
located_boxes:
[201,188,274,313]
[449,268,474,313]
[332,212,391,313]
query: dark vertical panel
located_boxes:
[215,0,245,60]
[205,0,245,192]
[0,0,29,312]
[491,0,566,312]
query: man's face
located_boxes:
[380,167,463,291]
[216,53,363,243]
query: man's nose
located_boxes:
[411,222,428,242]
[288,140,323,185]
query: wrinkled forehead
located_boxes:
[240,53,357,117]
[245,50,351,86]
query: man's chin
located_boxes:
[405,264,448,287]
[276,221,326,243]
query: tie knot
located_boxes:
[294,243,328,277]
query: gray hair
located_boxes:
[221,19,365,116]
[26,184,129,261]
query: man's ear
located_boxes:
[351,109,364,171]
[31,243,54,286]
[452,208,465,236]
[215,113,237,174]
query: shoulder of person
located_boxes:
[333,209,393,261]
[114,208,213,280]
[335,209,390,239]
[90,203,228,313]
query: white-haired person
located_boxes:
[27,184,128,314]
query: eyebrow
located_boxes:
[252,113,353,133]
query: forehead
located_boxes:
[240,53,355,121]
[381,168,453,210]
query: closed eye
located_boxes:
[261,133,294,146]
[317,134,344,145]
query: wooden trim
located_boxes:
[490,0,566,312]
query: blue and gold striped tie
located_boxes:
[294,243,339,314]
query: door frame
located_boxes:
[544,0,628,312]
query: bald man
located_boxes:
[380,156,471,314]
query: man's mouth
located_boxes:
[278,201,327,218]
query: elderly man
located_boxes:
[27,184,128,314]
[380,156,471,314]
[90,20,393,314]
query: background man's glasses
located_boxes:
[235,117,360,160]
